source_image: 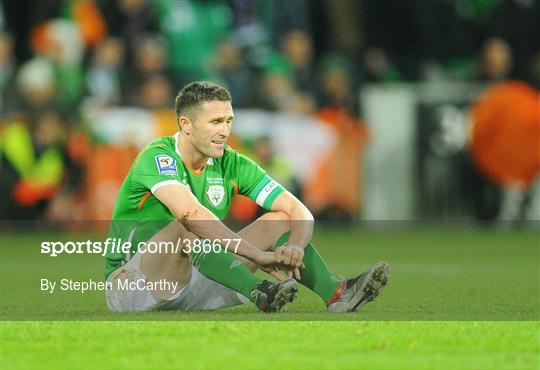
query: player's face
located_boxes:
[191,100,233,158]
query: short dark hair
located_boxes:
[175,81,232,121]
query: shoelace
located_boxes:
[251,280,273,300]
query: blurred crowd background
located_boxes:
[1,0,539,224]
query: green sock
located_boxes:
[276,233,341,302]
[191,248,261,302]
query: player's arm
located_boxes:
[153,183,288,277]
[271,190,314,248]
[269,191,314,279]
[233,151,312,277]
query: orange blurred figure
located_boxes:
[470,81,540,189]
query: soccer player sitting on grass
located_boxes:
[105,81,389,313]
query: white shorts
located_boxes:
[105,252,250,312]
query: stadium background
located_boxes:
[2,0,539,223]
[1,1,539,369]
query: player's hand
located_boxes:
[275,245,304,280]
[254,251,288,281]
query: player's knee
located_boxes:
[261,211,290,222]
[260,211,290,240]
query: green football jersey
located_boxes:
[104,133,285,278]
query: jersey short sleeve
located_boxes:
[234,151,286,209]
[131,144,184,194]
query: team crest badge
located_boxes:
[155,155,178,176]
[206,185,225,206]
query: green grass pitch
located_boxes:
[1,226,539,369]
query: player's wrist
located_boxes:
[234,240,261,262]
[249,248,264,263]
[242,248,266,265]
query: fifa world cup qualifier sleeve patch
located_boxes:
[155,155,178,176]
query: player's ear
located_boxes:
[178,116,191,135]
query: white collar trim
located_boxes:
[174,132,181,158]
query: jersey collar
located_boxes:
[174,132,182,158]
